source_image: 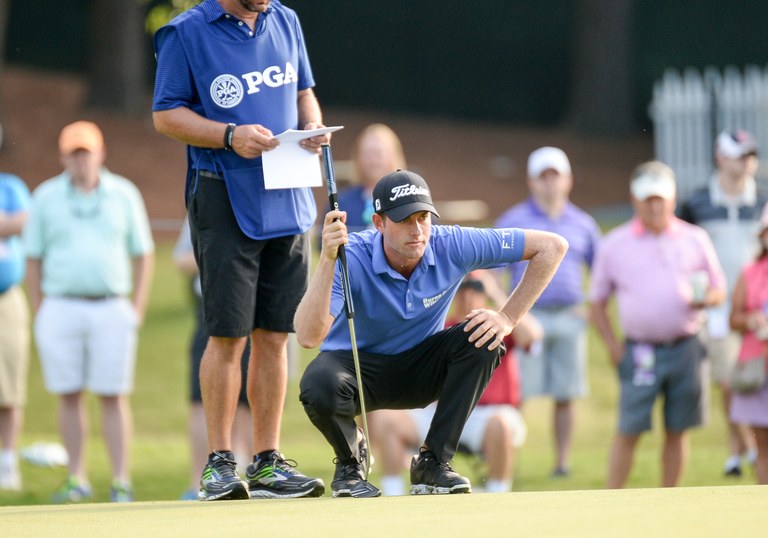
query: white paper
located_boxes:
[707,305,730,339]
[262,126,344,190]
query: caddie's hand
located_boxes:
[464,309,514,351]
[300,121,330,154]
[232,124,279,158]
[322,210,348,261]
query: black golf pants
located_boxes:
[299,321,502,465]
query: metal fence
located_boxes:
[649,65,768,201]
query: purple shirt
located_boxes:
[495,198,600,306]
[589,217,727,342]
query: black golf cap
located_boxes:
[372,169,440,222]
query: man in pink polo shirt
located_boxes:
[590,161,727,488]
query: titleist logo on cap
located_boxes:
[389,184,431,201]
[373,169,440,221]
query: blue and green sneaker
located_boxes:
[110,479,134,502]
[246,452,325,499]
[52,476,92,504]
[198,451,249,501]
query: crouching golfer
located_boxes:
[295,170,567,497]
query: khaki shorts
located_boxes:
[703,330,741,386]
[0,286,30,406]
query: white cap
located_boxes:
[527,146,571,178]
[715,130,758,159]
[630,168,676,201]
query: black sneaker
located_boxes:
[409,449,471,495]
[246,452,325,498]
[199,451,249,501]
[331,459,381,498]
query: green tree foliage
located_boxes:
[146,0,200,36]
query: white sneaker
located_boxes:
[0,459,21,491]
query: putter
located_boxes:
[321,143,372,480]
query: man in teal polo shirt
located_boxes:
[296,170,568,497]
[24,121,154,503]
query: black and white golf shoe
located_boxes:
[331,460,381,498]
[409,449,471,495]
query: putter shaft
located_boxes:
[321,144,372,479]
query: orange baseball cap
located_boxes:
[59,121,104,155]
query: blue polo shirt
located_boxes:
[0,173,30,292]
[321,225,525,355]
[496,198,600,307]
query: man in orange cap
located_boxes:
[24,121,155,503]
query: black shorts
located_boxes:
[188,174,310,338]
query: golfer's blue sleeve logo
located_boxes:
[501,230,514,250]
[210,74,244,109]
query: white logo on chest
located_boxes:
[210,62,298,109]
[241,62,298,94]
[423,290,447,309]
[210,74,244,108]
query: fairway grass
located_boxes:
[2,485,766,538]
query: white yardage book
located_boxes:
[262,126,344,189]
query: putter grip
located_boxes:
[322,144,355,319]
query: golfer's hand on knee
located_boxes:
[464,309,513,351]
[322,210,348,261]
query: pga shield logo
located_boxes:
[210,62,299,109]
[210,74,244,109]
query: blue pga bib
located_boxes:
[170,5,316,239]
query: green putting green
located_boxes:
[1,485,765,537]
